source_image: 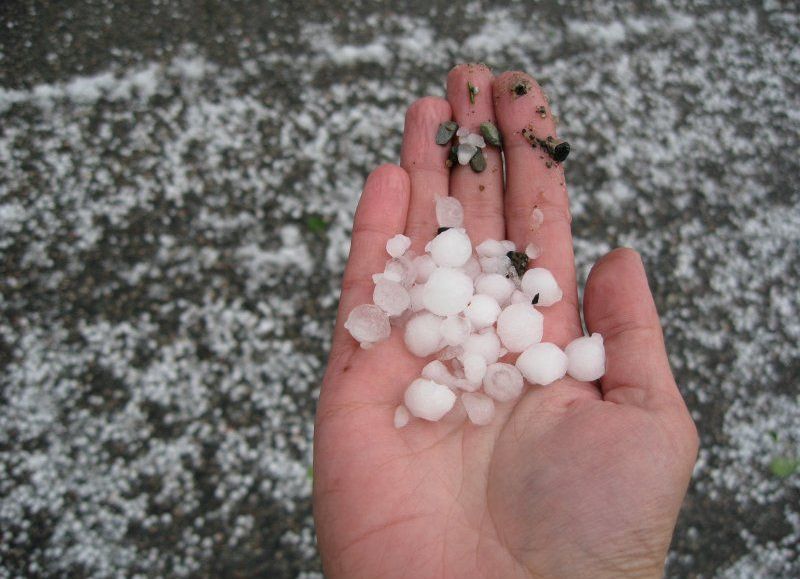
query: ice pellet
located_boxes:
[394,405,410,428]
[457,143,478,165]
[421,360,457,386]
[373,279,411,317]
[530,207,544,230]
[475,273,515,306]
[461,132,486,148]
[464,294,501,330]
[565,333,606,382]
[516,342,568,385]
[423,267,474,316]
[440,315,471,346]
[525,243,541,259]
[386,234,411,258]
[462,393,495,425]
[462,329,502,364]
[404,378,457,421]
[412,254,437,283]
[483,363,524,402]
[521,268,563,306]
[476,239,507,258]
[404,312,444,357]
[500,240,516,252]
[385,256,416,288]
[429,228,472,268]
[496,302,544,352]
[344,304,391,346]
[435,196,465,229]
[463,353,488,386]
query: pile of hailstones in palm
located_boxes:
[345,196,605,428]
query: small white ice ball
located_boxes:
[521,268,562,306]
[462,329,502,364]
[461,392,495,426]
[421,360,457,386]
[476,239,507,258]
[565,333,606,381]
[404,378,457,421]
[386,234,411,258]
[423,268,474,316]
[344,304,391,345]
[462,353,487,386]
[429,228,472,268]
[373,279,411,317]
[404,312,444,357]
[516,342,568,385]
[394,405,410,428]
[500,240,516,252]
[440,315,471,346]
[474,273,515,306]
[412,255,437,283]
[496,303,544,352]
[483,363,524,402]
[435,196,465,228]
[510,290,529,304]
[525,243,541,259]
[464,294,501,330]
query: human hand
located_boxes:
[313,64,699,579]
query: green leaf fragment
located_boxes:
[307,465,314,480]
[306,216,327,234]
[435,121,458,145]
[480,122,502,147]
[770,457,799,478]
[469,148,486,172]
[467,81,478,104]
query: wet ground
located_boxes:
[1,1,798,577]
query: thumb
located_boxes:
[583,248,684,410]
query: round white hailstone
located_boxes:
[373,279,411,317]
[530,207,544,230]
[476,239,507,258]
[462,330,502,364]
[412,254,437,283]
[404,312,444,357]
[516,342,568,385]
[461,132,486,148]
[464,294,501,330]
[510,290,529,305]
[404,378,457,421]
[463,353,487,386]
[386,234,411,258]
[374,270,401,284]
[394,405,411,428]
[438,345,463,361]
[525,243,542,259]
[463,256,482,279]
[384,257,416,288]
[457,143,478,165]
[462,392,495,425]
[500,240,516,252]
[421,359,457,386]
[409,284,426,311]
[423,268,474,316]
[344,304,391,345]
[429,228,472,268]
[521,268,563,306]
[483,363,524,402]
[435,196,465,229]
[475,274,515,306]
[496,303,544,352]
[565,333,606,382]
[440,315,471,346]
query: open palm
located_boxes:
[314,65,698,579]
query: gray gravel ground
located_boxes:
[1,1,798,577]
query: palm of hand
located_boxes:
[314,66,698,579]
